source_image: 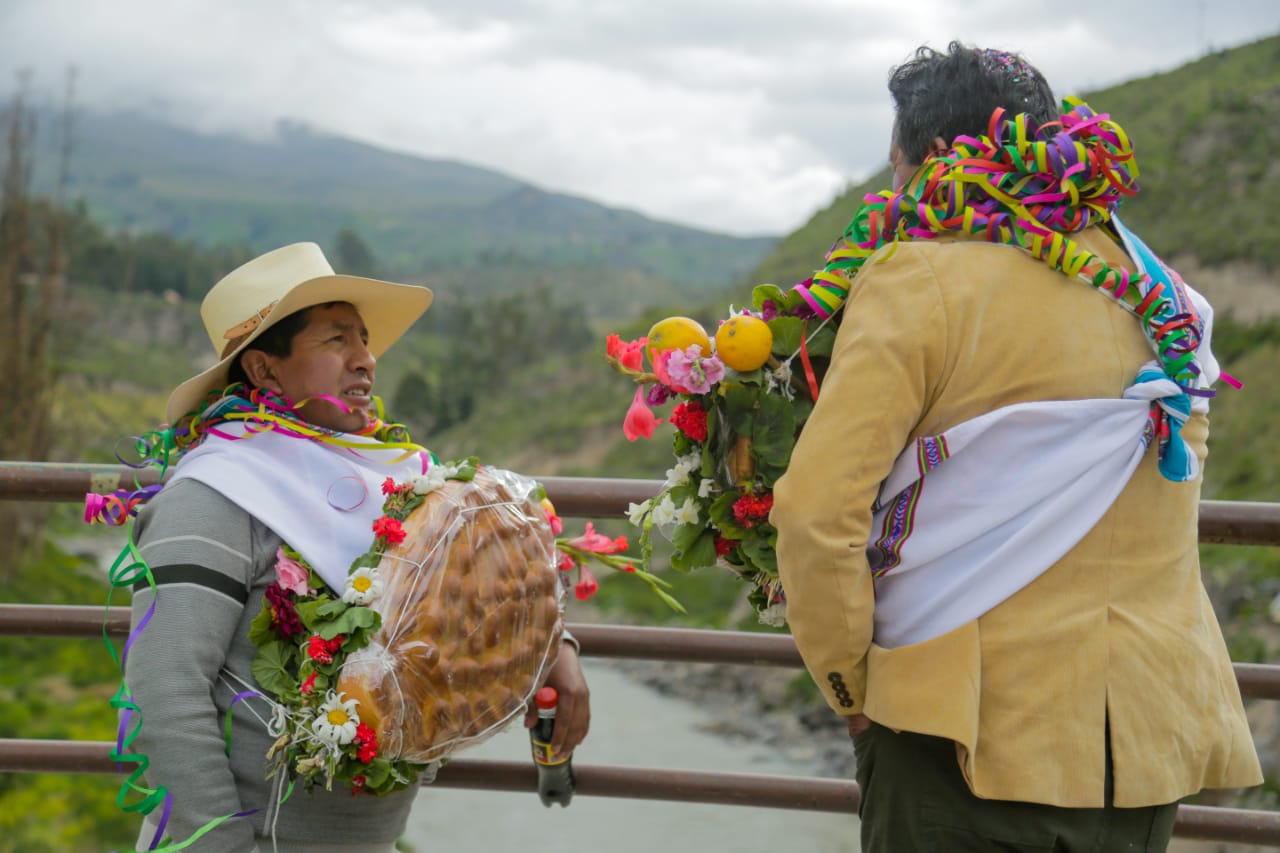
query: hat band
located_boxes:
[219,301,278,359]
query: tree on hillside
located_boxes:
[0,71,75,577]
[333,227,378,277]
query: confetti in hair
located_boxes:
[790,98,1207,394]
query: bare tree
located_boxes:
[0,68,76,576]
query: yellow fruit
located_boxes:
[646,316,712,365]
[714,315,773,372]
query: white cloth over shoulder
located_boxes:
[169,423,428,591]
[868,362,1194,650]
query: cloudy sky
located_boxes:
[2,0,1277,236]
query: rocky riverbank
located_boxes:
[609,657,856,779]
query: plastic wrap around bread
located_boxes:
[335,467,564,763]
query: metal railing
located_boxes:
[2,461,1280,846]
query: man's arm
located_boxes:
[772,245,946,716]
[124,480,260,851]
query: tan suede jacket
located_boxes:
[772,227,1262,808]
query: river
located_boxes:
[404,658,861,852]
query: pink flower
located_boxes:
[566,522,627,554]
[606,334,648,371]
[274,548,310,596]
[541,499,564,535]
[666,346,725,394]
[651,350,691,394]
[574,565,599,601]
[557,551,577,572]
[623,387,662,442]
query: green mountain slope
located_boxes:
[745,34,1280,301]
[32,108,775,296]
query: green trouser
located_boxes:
[853,723,1179,852]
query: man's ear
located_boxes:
[239,350,279,393]
[927,136,949,158]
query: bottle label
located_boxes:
[531,738,569,766]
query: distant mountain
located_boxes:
[30,108,776,302]
[745,34,1280,317]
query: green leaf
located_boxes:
[767,316,805,357]
[804,324,837,359]
[294,597,330,630]
[652,586,688,614]
[315,598,349,618]
[251,642,296,699]
[751,283,788,312]
[740,535,780,578]
[722,384,762,436]
[671,530,718,571]
[447,457,480,481]
[670,519,705,552]
[318,605,381,640]
[248,601,278,647]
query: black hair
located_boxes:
[225,301,345,389]
[888,41,1057,164]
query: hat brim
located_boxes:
[165,273,433,424]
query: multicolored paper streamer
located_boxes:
[790,98,1211,395]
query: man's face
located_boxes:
[260,303,376,433]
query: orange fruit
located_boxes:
[714,315,773,372]
[646,316,712,365]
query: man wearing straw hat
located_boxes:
[107,243,589,852]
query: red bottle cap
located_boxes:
[535,686,559,710]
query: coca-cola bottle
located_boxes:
[529,686,575,807]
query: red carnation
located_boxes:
[381,477,400,496]
[350,774,367,796]
[670,401,709,442]
[372,516,407,545]
[326,634,346,653]
[714,535,736,556]
[300,672,317,696]
[307,635,334,664]
[732,493,774,528]
[354,723,379,763]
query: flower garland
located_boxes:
[88,386,679,841]
[253,458,681,796]
[606,98,1217,625]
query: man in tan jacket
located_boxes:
[772,42,1261,852]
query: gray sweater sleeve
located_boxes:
[125,478,261,852]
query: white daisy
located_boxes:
[311,691,360,747]
[342,566,383,605]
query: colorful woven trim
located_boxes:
[792,98,1207,393]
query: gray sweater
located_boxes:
[126,478,415,851]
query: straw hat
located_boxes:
[165,242,433,424]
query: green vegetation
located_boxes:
[3,35,1280,846]
[752,34,1280,287]
[0,542,137,852]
